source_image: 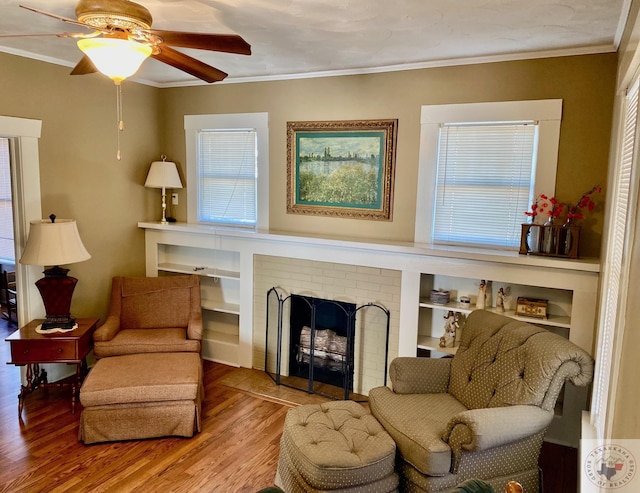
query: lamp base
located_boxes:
[41,316,77,331]
[35,266,79,330]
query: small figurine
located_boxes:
[496,287,505,312]
[476,280,486,309]
[439,311,460,348]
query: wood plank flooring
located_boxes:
[0,318,291,492]
[0,311,576,492]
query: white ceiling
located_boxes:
[0,0,629,88]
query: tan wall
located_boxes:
[0,51,616,322]
[0,52,161,321]
[160,53,616,258]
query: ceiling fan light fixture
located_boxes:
[77,37,152,83]
[75,0,153,30]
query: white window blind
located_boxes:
[591,80,638,438]
[432,122,538,248]
[197,129,257,226]
[0,137,14,262]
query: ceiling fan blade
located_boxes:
[152,45,228,82]
[147,30,251,55]
[0,33,62,38]
[70,55,97,76]
[0,32,95,40]
[20,5,90,29]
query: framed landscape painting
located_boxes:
[286,119,398,220]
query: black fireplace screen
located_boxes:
[264,287,390,400]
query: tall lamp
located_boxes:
[145,155,183,224]
[19,214,91,330]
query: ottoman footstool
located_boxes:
[276,400,398,493]
[78,352,203,444]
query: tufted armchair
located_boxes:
[368,310,594,493]
[93,275,202,358]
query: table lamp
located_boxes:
[19,214,91,330]
[144,155,183,224]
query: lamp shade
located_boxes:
[20,217,91,267]
[145,160,183,189]
[77,37,152,84]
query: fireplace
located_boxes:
[289,294,355,393]
[264,287,390,400]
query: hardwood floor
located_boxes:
[0,311,577,492]
[0,316,289,492]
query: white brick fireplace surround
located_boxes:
[140,222,600,446]
[254,256,400,395]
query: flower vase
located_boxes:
[542,217,556,254]
[526,221,541,253]
[561,219,573,256]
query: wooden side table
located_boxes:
[5,317,99,422]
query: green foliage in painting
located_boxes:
[298,163,379,206]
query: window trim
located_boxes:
[415,100,562,244]
[184,113,269,230]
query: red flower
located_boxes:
[549,202,563,218]
[524,194,556,222]
[528,186,601,224]
[565,185,601,223]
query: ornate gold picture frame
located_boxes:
[286,119,398,220]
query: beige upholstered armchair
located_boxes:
[368,310,594,493]
[93,275,202,358]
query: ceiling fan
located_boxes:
[6,0,252,159]
[10,0,252,83]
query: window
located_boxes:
[185,113,269,229]
[433,122,537,247]
[415,100,562,248]
[590,80,639,438]
[0,137,14,261]
[197,129,257,225]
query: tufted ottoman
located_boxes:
[78,352,203,444]
[276,400,398,493]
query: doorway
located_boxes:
[0,115,43,326]
[0,137,16,323]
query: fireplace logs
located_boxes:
[298,326,347,369]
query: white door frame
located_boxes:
[0,115,44,323]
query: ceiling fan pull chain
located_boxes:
[116,82,124,160]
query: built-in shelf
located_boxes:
[158,262,240,280]
[152,244,242,366]
[418,299,571,329]
[203,330,239,346]
[202,330,240,367]
[419,300,475,314]
[201,300,240,315]
[417,336,458,355]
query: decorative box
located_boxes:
[430,289,450,304]
[515,297,548,319]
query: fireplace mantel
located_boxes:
[139,222,599,271]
